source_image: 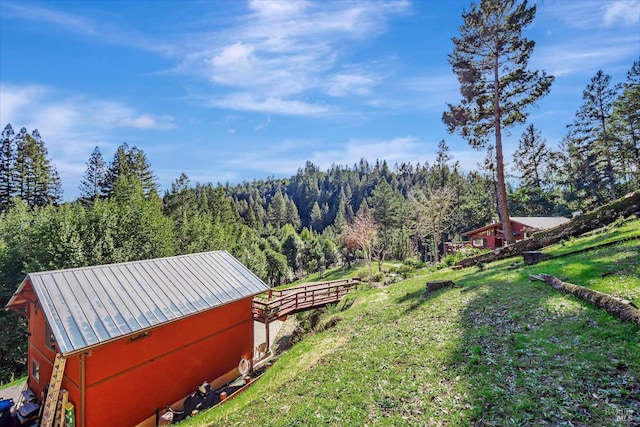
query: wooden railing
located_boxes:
[253,278,360,323]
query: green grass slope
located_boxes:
[186,218,640,426]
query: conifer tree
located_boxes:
[443,0,553,244]
[512,124,550,189]
[127,146,159,196]
[0,124,15,211]
[79,146,107,202]
[612,61,640,191]
[310,201,323,232]
[13,128,61,207]
[286,197,302,230]
[564,71,619,208]
[267,189,287,228]
[371,179,403,258]
[103,143,158,197]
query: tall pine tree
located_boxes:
[0,124,15,211]
[612,61,640,192]
[443,0,553,244]
[12,127,61,207]
[78,146,108,202]
[565,70,619,207]
[103,143,158,197]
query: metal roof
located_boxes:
[510,217,570,229]
[7,251,270,356]
[463,216,570,236]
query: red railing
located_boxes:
[252,278,360,323]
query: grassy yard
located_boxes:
[184,219,640,426]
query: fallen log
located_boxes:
[458,190,640,268]
[531,274,640,326]
[425,280,455,296]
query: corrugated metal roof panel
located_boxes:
[22,251,270,356]
[511,217,571,229]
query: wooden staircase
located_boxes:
[39,354,67,427]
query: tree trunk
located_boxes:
[533,274,639,326]
[493,49,514,245]
[457,189,640,268]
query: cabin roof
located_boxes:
[462,216,570,236]
[6,251,270,356]
[510,216,570,229]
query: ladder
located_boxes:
[53,389,68,427]
[40,354,66,427]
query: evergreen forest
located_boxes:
[0,15,638,384]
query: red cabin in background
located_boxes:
[6,251,270,427]
[462,217,570,249]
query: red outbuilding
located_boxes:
[6,250,270,427]
[462,216,570,249]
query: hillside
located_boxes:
[186,218,640,426]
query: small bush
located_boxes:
[371,271,385,282]
[388,264,416,278]
[403,258,426,268]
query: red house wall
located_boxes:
[467,221,528,249]
[27,295,254,427]
[26,298,58,399]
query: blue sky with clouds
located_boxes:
[1,0,638,200]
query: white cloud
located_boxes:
[1,2,177,56]
[0,84,176,197]
[248,0,310,19]
[543,0,640,29]
[181,0,410,115]
[223,135,437,178]
[534,34,639,77]
[210,93,328,116]
[2,3,98,36]
[603,0,640,26]
[210,42,258,85]
[327,72,378,97]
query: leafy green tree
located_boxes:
[0,199,32,381]
[411,187,457,263]
[264,248,288,286]
[107,176,174,262]
[280,225,303,276]
[346,208,378,279]
[78,146,107,202]
[236,241,267,281]
[443,0,553,244]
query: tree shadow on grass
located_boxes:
[442,253,640,425]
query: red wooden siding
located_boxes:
[26,294,254,427]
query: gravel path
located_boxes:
[0,380,26,409]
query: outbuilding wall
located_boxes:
[27,295,254,427]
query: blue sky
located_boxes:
[1,0,638,200]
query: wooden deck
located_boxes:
[252,278,360,324]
